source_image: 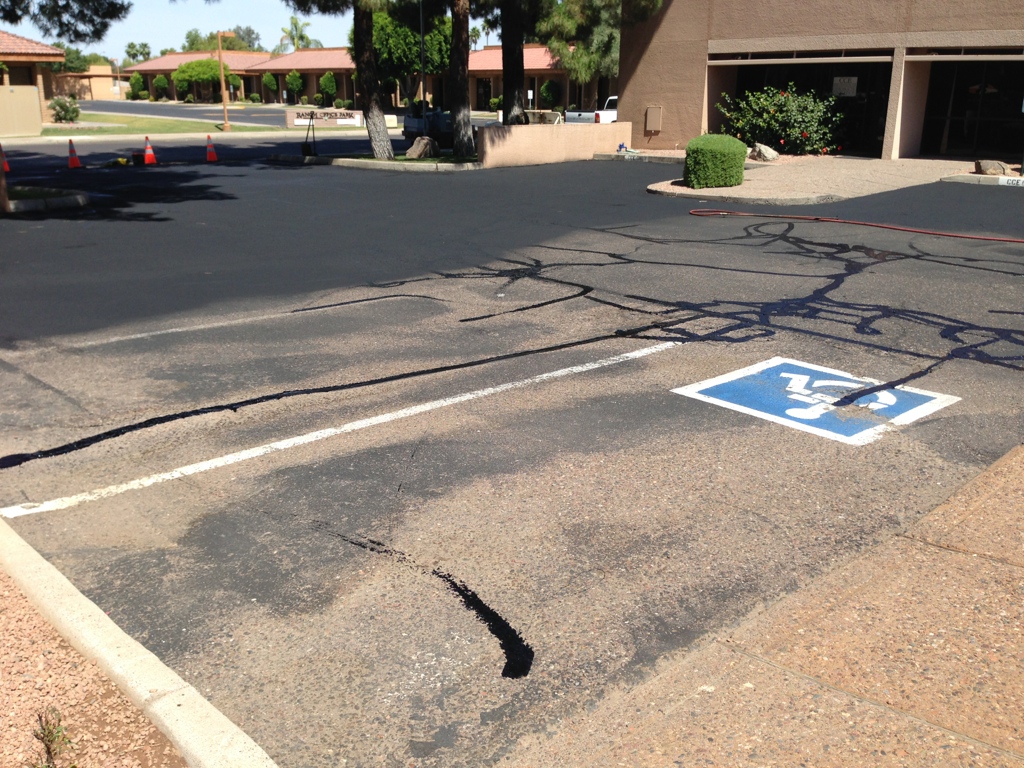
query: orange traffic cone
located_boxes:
[1,143,9,173]
[205,135,218,163]
[68,139,82,169]
[143,136,157,165]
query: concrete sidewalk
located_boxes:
[644,155,995,204]
[501,445,1024,766]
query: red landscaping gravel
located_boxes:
[1,568,189,768]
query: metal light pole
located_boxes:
[217,31,236,132]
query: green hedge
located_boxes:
[684,134,746,189]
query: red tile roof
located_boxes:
[248,48,356,72]
[0,29,64,59]
[125,50,275,73]
[469,44,562,74]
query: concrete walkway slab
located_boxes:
[646,156,979,204]
[500,446,1024,767]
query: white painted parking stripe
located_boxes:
[1,342,676,518]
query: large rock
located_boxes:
[975,159,1014,176]
[750,142,780,162]
[406,136,440,159]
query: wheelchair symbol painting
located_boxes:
[673,357,960,445]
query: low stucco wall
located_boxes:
[0,85,43,137]
[478,122,632,168]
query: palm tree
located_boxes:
[274,16,323,54]
[469,26,481,50]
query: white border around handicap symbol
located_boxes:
[672,357,961,446]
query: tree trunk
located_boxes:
[500,0,527,125]
[449,0,474,157]
[353,5,395,160]
[0,162,8,215]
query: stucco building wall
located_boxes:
[620,0,1024,157]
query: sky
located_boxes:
[5,0,354,61]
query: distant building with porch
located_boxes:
[248,48,356,104]
[54,65,129,101]
[469,44,592,111]
[619,0,1024,158]
[125,51,275,101]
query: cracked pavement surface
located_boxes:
[1,153,1021,767]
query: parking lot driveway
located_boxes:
[1,162,1022,766]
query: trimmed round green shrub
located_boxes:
[249,93,261,103]
[684,134,746,189]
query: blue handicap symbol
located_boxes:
[672,357,959,445]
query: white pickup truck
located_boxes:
[565,96,618,124]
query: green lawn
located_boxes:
[42,112,276,136]
[42,112,372,137]
[7,186,61,200]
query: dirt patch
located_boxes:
[0,568,188,768]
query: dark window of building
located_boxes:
[920,61,1024,157]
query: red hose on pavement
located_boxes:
[689,208,1024,244]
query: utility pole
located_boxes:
[217,31,236,132]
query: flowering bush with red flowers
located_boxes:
[716,83,843,154]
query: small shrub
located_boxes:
[285,69,303,100]
[137,89,150,100]
[184,93,195,104]
[717,82,842,154]
[249,92,261,103]
[48,95,80,123]
[313,93,324,106]
[152,74,168,98]
[128,71,144,99]
[539,79,561,109]
[338,99,353,109]
[158,96,169,102]
[300,95,309,105]
[319,71,337,104]
[32,707,72,768]
[488,94,503,112]
[684,133,746,189]
[334,97,345,109]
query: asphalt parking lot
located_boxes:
[1,153,1022,767]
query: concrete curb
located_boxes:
[6,187,90,213]
[0,518,279,768]
[646,182,844,206]
[941,173,1024,187]
[594,152,686,165]
[268,154,485,172]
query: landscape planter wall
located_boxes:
[477,122,632,168]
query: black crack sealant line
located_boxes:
[0,324,675,471]
[310,521,534,679]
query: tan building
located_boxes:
[125,51,274,101]
[248,49,356,105]
[0,29,64,118]
[619,0,1024,158]
[54,64,129,100]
